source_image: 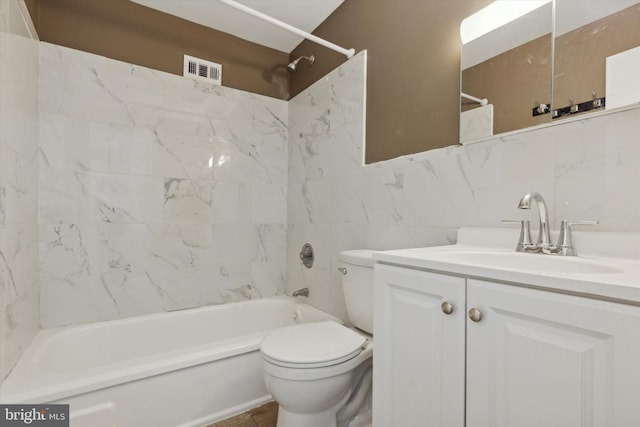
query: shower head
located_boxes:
[287,55,315,74]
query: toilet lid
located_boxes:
[261,321,366,368]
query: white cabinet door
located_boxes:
[467,279,640,427]
[373,264,465,427]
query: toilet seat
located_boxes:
[261,321,367,369]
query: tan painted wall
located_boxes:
[25,0,496,162]
[290,0,492,164]
[24,0,290,99]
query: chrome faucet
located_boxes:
[517,192,555,252]
[292,288,309,297]
[507,193,598,256]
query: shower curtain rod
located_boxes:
[461,92,488,106]
[217,0,355,59]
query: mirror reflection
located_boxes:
[460,1,553,143]
[553,1,640,119]
[460,0,640,144]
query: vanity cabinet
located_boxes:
[373,264,640,427]
[372,264,466,427]
[467,278,640,427]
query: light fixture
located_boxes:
[460,0,552,44]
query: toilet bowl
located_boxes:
[261,250,376,427]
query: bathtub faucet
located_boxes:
[292,288,310,298]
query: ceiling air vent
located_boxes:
[183,55,222,85]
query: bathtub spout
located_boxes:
[292,288,310,298]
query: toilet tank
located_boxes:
[339,250,376,334]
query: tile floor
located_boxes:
[207,401,278,427]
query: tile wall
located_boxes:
[2,22,639,372]
[0,1,40,381]
[287,51,640,319]
[38,43,288,328]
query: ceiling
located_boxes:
[130,0,344,54]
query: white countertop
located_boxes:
[374,228,640,305]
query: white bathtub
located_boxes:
[0,296,340,426]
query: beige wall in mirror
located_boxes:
[460,0,640,144]
[553,1,640,118]
[460,1,553,143]
[461,34,552,135]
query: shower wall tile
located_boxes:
[286,52,368,318]
[38,43,288,328]
[0,21,40,381]
[287,50,640,320]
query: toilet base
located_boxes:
[276,393,348,427]
[273,360,373,427]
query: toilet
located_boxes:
[260,250,375,427]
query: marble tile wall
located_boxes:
[287,51,640,319]
[38,43,288,328]
[4,30,638,343]
[0,1,40,381]
[287,52,369,319]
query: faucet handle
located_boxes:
[556,220,598,256]
[564,220,599,227]
[502,220,534,252]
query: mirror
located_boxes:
[460,0,640,143]
[553,1,640,120]
[460,1,553,143]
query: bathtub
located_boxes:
[0,296,340,426]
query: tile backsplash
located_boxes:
[287,50,640,319]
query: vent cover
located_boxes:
[183,55,222,85]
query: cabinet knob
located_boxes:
[468,308,482,322]
[441,301,454,315]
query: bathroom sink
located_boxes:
[375,228,640,304]
[436,251,622,275]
